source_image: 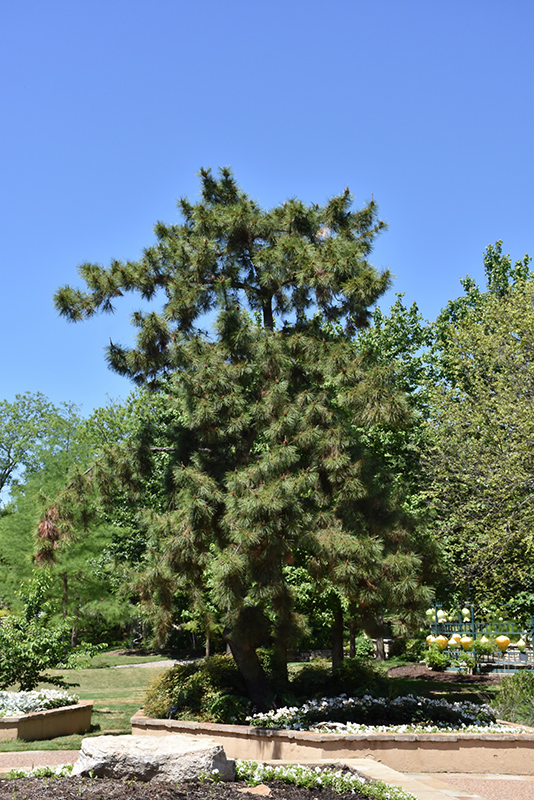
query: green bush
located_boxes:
[493,670,534,726]
[143,655,250,722]
[424,646,449,671]
[352,635,375,660]
[389,637,427,663]
[144,652,387,723]
[452,653,475,674]
[290,657,387,699]
[473,638,496,656]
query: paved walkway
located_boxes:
[2,750,534,800]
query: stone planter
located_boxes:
[131,710,534,775]
[0,700,93,742]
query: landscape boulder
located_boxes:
[72,734,235,783]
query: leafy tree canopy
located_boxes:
[423,242,534,612]
[0,393,82,505]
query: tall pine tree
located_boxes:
[55,168,432,706]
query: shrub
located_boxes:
[424,646,449,671]
[143,655,250,722]
[474,638,496,656]
[144,652,388,723]
[352,635,375,660]
[290,657,387,700]
[493,670,534,726]
[451,653,475,674]
[389,637,427,663]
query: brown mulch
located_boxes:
[387,662,502,684]
[0,779,366,800]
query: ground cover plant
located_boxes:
[246,694,497,731]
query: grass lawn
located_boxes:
[385,674,498,705]
[0,655,170,753]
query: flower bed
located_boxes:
[0,692,92,742]
[246,694,497,731]
[235,760,415,800]
[0,690,78,718]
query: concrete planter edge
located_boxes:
[0,700,93,742]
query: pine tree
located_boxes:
[55,168,431,707]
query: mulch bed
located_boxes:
[0,779,367,800]
[387,663,502,684]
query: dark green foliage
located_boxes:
[143,655,249,722]
[423,647,449,671]
[290,657,388,699]
[352,635,375,660]
[388,637,427,663]
[493,671,534,726]
[54,169,435,707]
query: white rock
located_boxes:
[72,734,235,783]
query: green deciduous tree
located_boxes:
[0,393,158,644]
[423,242,534,610]
[0,571,101,691]
[54,168,434,706]
[0,393,82,505]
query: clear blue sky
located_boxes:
[2,0,533,413]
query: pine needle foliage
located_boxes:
[55,169,432,707]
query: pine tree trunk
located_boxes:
[373,615,386,661]
[224,628,271,710]
[331,606,344,673]
[262,296,274,330]
[349,620,356,658]
[375,636,386,661]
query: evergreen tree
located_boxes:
[55,168,433,706]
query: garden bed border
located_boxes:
[131,711,534,774]
[0,701,93,742]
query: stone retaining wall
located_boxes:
[0,701,93,742]
[131,711,534,774]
